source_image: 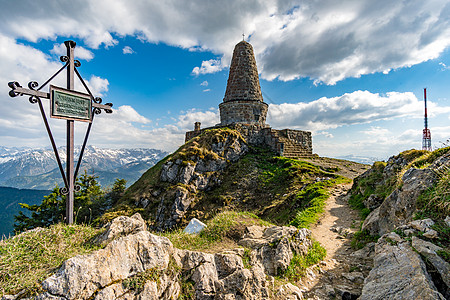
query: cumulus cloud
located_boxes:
[1,1,449,84]
[50,43,94,61]
[122,46,135,54]
[86,75,109,97]
[192,59,224,75]
[86,107,219,151]
[267,90,450,132]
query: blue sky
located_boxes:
[1,0,450,161]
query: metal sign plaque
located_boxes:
[50,85,92,122]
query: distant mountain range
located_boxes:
[0,146,169,190]
[335,155,378,165]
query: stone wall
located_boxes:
[219,100,268,126]
[185,123,313,158]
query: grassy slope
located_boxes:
[0,128,371,296]
[0,224,102,297]
[349,147,450,256]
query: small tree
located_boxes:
[13,172,115,232]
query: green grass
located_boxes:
[0,223,102,297]
[289,178,350,228]
[161,211,272,252]
[279,241,326,282]
[416,166,450,221]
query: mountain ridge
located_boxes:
[0,146,168,190]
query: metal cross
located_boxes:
[8,40,113,224]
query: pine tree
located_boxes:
[13,172,126,232]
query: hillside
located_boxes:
[4,129,448,299]
[113,128,368,231]
[348,147,450,299]
[0,187,50,237]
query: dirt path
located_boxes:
[300,183,374,300]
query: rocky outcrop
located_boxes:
[360,233,446,300]
[8,214,315,300]
[138,129,249,231]
[362,151,450,236]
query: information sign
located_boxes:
[50,85,92,122]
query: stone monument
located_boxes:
[186,40,313,158]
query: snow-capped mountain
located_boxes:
[0,146,169,189]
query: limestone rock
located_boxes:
[360,234,445,300]
[22,216,317,300]
[359,151,450,236]
[276,283,304,299]
[94,213,147,245]
[154,131,249,231]
[410,218,435,232]
[239,226,311,276]
[445,216,450,227]
[42,231,173,299]
[412,236,450,298]
[364,194,383,210]
[423,229,439,239]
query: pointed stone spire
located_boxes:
[223,41,264,103]
[219,41,268,127]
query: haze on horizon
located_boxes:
[1,0,450,161]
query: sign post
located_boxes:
[8,40,113,224]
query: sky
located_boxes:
[1,0,450,162]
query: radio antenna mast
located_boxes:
[422,88,432,151]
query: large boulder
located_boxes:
[360,233,445,300]
[42,231,174,299]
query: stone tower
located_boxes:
[219,41,268,126]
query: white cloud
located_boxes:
[86,107,220,151]
[439,62,450,70]
[200,80,208,86]
[1,1,449,84]
[203,89,211,92]
[50,43,94,61]
[122,46,135,54]
[86,75,109,97]
[192,59,224,75]
[267,90,450,132]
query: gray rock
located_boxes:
[276,283,304,299]
[33,217,316,300]
[243,225,266,239]
[94,213,147,246]
[342,272,364,283]
[361,207,380,236]
[410,218,435,232]
[412,236,450,298]
[423,229,439,239]
[445,216,450,227]
[364,194,383,210]
[360,234,445,300]
[42,231,173,300]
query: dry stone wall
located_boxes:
[186,124,313,158]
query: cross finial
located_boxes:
[242,33,245,41]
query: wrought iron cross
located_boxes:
[8,40,113,224]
